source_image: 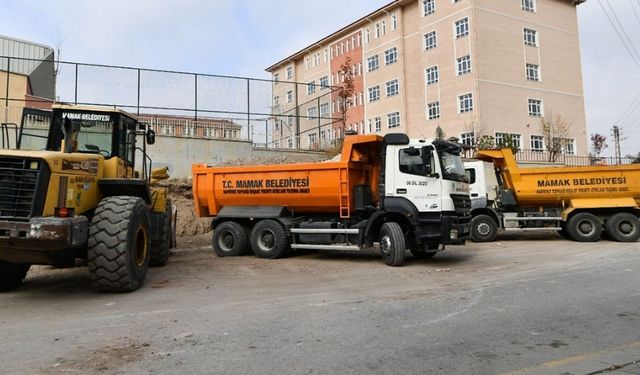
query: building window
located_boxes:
[319,76,329,89]
[307,82,316,95]
[308,133,317,145]
[531,135,544,151]
[273,73,279,84]
[287,91,293,103]
[458,93,474,113]
[455,17,469,38]
[287,138,293,148]
[385,47,398,65]
[427,102,440,120]
[367,55,379,72]
[461,132,475,146]
[365,28,370,43]
[273,96,279,107]
[286,66,293,80]
[553,138,576,155]
[307,107,317,120]
[388,112,401,128]
[425,66,439,85]
[391,13,398,31]
[526,63,540,81]
[524,28,538,47]
[457,55,471,75]
[423,0,435,16]
[368,86,380,102]
[386,79,400,97]
[424,31,437,50]
[522,0,536,12]
[319,103,329,117]
[374,117,382,132]
[496,133,522,149]
[528,98,543,117]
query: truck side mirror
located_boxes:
[146,129,156,145]
[422,146,434,176]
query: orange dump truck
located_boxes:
[193,134,471,266]
[465,148,640,242]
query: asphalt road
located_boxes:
[1,233,639,375]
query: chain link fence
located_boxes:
[0,55,345,150]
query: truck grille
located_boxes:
[0,157,48,221]
[450,194,471,215]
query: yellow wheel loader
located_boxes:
[0,104,176,292]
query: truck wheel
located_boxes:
[606,213,640,242]
[566,212,601,242]
[213,221,248,257]
[0,261,30,292]
[88,196,151,292]
[470,215,498,242]
[380,222,406,267]
[150,199,173,266]
[250,220,289,259]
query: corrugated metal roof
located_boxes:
[0,35,54,76]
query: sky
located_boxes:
[1,0,639,156]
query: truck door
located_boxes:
[386,145,442,213]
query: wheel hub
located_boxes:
[380,235,391,255]
[578,220,594,235]
[258,230,276,251]
[476,222,491,236]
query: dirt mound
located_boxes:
[159,178,212,238]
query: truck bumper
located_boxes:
[441,213,471,245]
[0,217,89,264]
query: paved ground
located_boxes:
[1,233,639,375]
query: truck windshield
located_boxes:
[439,151,468,182]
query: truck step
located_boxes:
[291,244,361,251]
[290,228,360,235]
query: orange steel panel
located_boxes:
[475,149,640,208]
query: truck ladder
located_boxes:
[339,167,350,218]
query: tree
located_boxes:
[338,57,355,130]
[540,112,570,162]
[435,126,445,140]
[590,133,608,157]
[626,152,640,163]
[475,135,495,149]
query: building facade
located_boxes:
[266,0,587,155]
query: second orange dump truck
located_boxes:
[465,148,640,242]
[193,134,472,266]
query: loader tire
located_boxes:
[250,220,289,259]
[470,214,498,242]
[0,261,30,292]
[606,213,640,242]
[380,222,406,267]
[566,212,601,242]
[150,200,173,266]
[88,196,151,292]
[213,221,249,257]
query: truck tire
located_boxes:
[0,261,30,292]
[380,222,406,267]
[566,212,601,242]
[150,199,173,266]
[213,221,249,257]
[605,213,640,242]
[250,219,289,259]
[470,214,498,242]
[88,196,151,292]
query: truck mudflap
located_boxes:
[0,216,89,252]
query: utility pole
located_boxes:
[613,126,621,164]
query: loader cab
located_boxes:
[43,105,155,179]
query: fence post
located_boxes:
[194,74,198,122]
[4,57,9,125]
[74,63,78,105]
[137,69,141,116]
[246,78,251,141]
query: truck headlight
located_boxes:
[450,229,458,240]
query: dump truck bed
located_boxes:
[193,135,383,218]
[475,149,640,207]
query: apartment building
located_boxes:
[266,0,588,155]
